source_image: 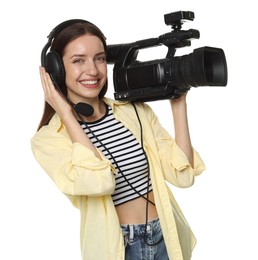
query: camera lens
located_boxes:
[171,47,227,88]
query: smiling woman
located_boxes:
[63,34,107,103]
[31,19,205,260]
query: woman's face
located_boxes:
[62,34,107,104]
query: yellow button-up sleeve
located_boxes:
[143,103,205,188]
[31,115,115,197]
[161,138,205,187]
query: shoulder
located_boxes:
[103,97,154,114]
[31,113,69,144]
[38,113,62,133]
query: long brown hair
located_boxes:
[37,21,108,130]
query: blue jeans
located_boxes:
[121,218,169,260]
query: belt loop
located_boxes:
[146,223,151,233]
[129,225,134,242]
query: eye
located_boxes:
[96,55,106,63]
[73,58,84,64]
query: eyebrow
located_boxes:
[69,54,85,60]
[69,52,106,60]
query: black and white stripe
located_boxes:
[80,105,152,206]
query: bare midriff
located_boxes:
[115,191,158,225]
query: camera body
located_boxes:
[107,11,228,102]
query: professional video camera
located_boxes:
[107,11,228,102]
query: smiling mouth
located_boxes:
[80,80,98,88]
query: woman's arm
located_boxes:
[170,94,193,167]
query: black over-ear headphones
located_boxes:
[41,19,96,117]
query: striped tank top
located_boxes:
[80,104,152,206]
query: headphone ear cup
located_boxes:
[45,51,66,87]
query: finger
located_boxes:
[39,66,49,93]
[39,66,57,97]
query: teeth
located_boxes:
[81,80,97,85]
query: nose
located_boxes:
[84,60,98,75]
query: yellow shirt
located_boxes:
[31,98,205,260]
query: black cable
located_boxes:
[77,102,163,246]
[76,106,154,206]
[132,103,163,246]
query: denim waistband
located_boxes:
[121,218,161,238]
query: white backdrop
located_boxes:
[1,0,257,259]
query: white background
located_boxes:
[1,0,257,259]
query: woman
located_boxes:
[31,20,205,260]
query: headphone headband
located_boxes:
[47,19,91,40]
[41,19,91,67]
